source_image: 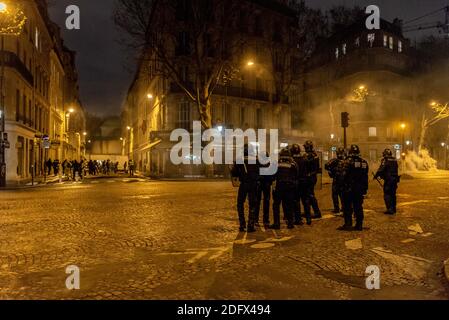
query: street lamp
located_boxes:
[0,2,7,12]
[147,93,153,100]
[247,60,255,67]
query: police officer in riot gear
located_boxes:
[255,152,274,227]
[303,140,322,219]
[290,144,311,225]
[325,147,346,214]
[339,145,369,231]
[374,148,400,215]
[270,148,298,230]
[231,144,260,233]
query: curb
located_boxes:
[444,259,449,284]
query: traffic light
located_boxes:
[341,112,349,128]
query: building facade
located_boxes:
[122,0,305,178]
[298,18,422,165]
[1,0,85,185]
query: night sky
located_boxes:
[47,0,449,116]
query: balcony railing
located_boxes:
[1,51,33,85]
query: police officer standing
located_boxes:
[270,148,298,230]
[231,144,260,233]
[303,141,322,219]
[325,147,346,214]
[339,145,369,231]
[290,144,311,225]
[254,152,274,227]
[374,149,400,215]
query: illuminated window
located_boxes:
[335,47,339,59]
[383,35,388,47]
[369,127,377,137]
[35,27,39,49]
[355,37,360,47]
[342,43,347,55]
[398,40,403,53]
[389,37,394,50]
[367,33,375,47]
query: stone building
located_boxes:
[122,0,306,178]
[298,18,422,165]
[1,0,85,185]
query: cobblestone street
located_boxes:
[0,176,449,300]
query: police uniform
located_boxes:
[291,145,311,225]
[340,145,369,231]
[271,150,298,229]
[375,150,399,215]
[254,157,274,226]
[325,149,346,213]
[231,150,260,232]
[304,141,322,219]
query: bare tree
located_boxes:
[418,102,449,152]
[114,0,242,129]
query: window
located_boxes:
[35,27,39,49]
[389,36,394,50]
[383,35,388,47]
[239,107,245,126]
[398,40,403,53]
[355,37,360,47]
[15,90,20,122]
[367,33,375,47]
[369,149,377,162]
[178,101,191,130]
[369,127,377,137]
[335,47,339,59]
[256,108,263,129]
[342,43,347,55]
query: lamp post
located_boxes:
[400,123,406,172]
[0,2,26,187]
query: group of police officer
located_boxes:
[231,141,400,233]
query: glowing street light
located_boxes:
[147,93,153,99]
[442,142,446,148]
[400,123,406,130]
[127,126,131,131]
[0,2,7,12]
[247,60,255,67]
[83,132,87,136]
[430,101,437,107]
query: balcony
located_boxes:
[1,51,33,85]
[170,83,270,102]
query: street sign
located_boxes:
[331,146,337,152]
[394,144,401,150]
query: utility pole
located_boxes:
[341,112,349,149]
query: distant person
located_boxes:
[124,161,128,174]
[374,149,400,215]
[53,159,60,176]
[128,160,135,177]
[46,159,53,176]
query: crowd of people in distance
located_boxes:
[45,158,123,181]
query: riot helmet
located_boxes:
[336,147,346,159]
[383,148,393,158]
[304,140,314,153]
[348,144,361,156]
[290,144,301,155]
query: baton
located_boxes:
[371,172,384,188]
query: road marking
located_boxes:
[438,197,449,200]
[401,239,416,244]
[345,238,363,250]
[157,245,232,264]
[398,200,430,207]
[251,243,275,249]
[261,236,294,243]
